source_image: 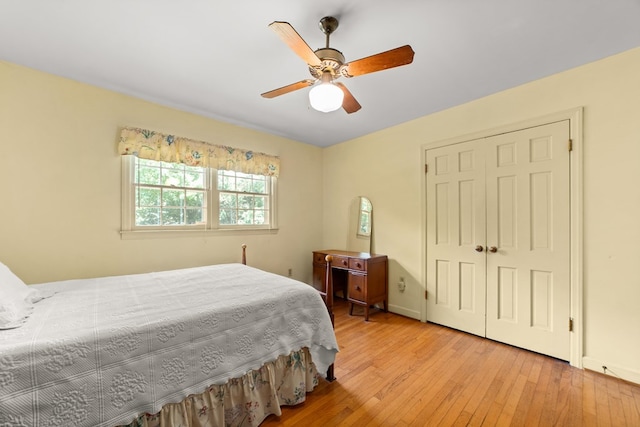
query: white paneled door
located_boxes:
[425,138,487,337]
[426,121,571,360]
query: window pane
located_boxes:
[136,207,160,226]
[220,193,237,209]
[186,191,204,207]
[254,195,266,209]
[162,189,184,207]
[185,170,205,188]
[162,165,184,187]
[137,187,161,207]
[162,208,183,225]
[186,208,204,225]
[219,209,237,225]
[236,177,252,192]
[252,179,266,194]
[238,195,254,209]
[237,210,254,225]
[137,166,161,185]
[218,171,236,191]
[254,210,266,224]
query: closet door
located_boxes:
[425,120,571,360]
[485,121,571,360]
[426,139,487,336]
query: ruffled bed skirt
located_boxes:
[120,347,319,427]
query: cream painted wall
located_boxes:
[0,61,323,284]
[323,47,640,382]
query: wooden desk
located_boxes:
[313,250,388,321]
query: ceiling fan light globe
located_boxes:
[309,82,344,113]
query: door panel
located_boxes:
[485,121,570,360]
[426,120,571,360]
[497,175,517,248]
[497,266,517,321]
[426,139,486,337]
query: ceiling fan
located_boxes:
[261,16,415,114]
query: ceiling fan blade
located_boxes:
[343,45,415,77]
[336,83,362,114]
[269,21,322,67]
[261,79,316,99]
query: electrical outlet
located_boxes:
[397,277,406,292]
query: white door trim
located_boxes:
[420,107,583,368]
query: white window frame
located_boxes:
[121,156,278,238]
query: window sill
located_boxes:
[120,227,279,240]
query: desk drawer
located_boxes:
[348,272,366,302]
[313,252,327,264]
[332,255,350,269]
[349,258,366,271]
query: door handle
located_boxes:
[475,245,484,252]
[488,246,498,253]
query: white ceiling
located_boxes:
[2,1,640,147]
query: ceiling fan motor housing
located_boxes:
[309,48,345,79]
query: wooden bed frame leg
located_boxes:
[326,364,336,382]
[241,244,247,265]
[324,255,336,382]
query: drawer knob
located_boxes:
[356,263,361,268]
[356,286,361,291]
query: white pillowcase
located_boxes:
[0,262,44,329]
[0,292,34,329]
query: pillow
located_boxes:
[0,261,42,329]
[0,286,33,329]
[0,261,44,304]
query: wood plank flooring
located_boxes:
[262,299,640,426]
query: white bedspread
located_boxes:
[0,263,338,427]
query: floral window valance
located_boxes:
[118,127,280,177]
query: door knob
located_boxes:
[475,245,484,252]
[489,246,498,253]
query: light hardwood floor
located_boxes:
[262,299,640,426]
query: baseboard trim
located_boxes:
[583,356,640,385]
[388,304,421,320]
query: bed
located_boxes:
[0,246,338,427]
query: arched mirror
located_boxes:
[347,196,373,253]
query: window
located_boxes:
[218,170,269,226]
[133,158,207,227]
[122,157,277,234]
